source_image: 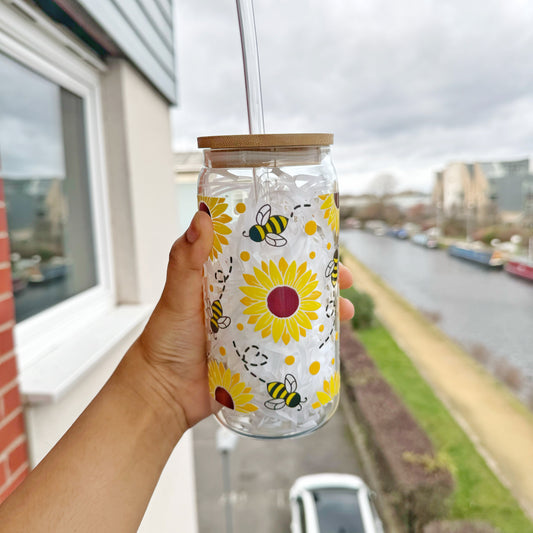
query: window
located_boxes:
[0,5,114,373]
[0,52,98,322]
[313,488,366,533]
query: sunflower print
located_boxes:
[198,195,232,260]
[312,371,340,409]
[240,258,321,345]
[208,360,258,412]
[319,193,340,235]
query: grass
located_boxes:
[356,324,533,533]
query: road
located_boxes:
[193,401,362,533]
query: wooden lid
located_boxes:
[197,133,333,149]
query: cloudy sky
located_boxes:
[171,0,533,195]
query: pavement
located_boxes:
[343,253,533,521]
[192,405,362,533]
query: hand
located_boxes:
[138,211,355,430]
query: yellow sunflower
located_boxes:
[240,258,321,345]
[312,371,341,409]
[208,360,258,412]
[198,195,232,260]
[319,193,340,235]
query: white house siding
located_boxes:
[74,0,176,103]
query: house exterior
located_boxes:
[433,159,533,223]
[0,1,198,531]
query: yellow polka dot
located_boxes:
[220,347,226,356]
[240,251,250,261]
[209,285,213,292]
[236,202,246,214]
[285,355,295,365]
[309,251,316,259]
[237,323,244,331]
[335,331,339,340]
[309,361,320,375]
[319,324,324,332]
[327,242,332,250]
[331,358,335,365]
[305,220,317,235]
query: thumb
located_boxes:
[159,211,213,315]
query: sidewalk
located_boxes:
[343,253,533,520]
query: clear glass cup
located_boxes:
[197,134,340,438]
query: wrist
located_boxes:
[115,340,189,444]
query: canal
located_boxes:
[341,229,533,386]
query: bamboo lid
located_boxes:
[197,133,333,149]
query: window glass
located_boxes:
[313,488,365,533]
[0,51,97,322]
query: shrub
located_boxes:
[340,324,454,532]
[341,286,375,329]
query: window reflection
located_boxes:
[0,52,97,322]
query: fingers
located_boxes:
[339,295,354,321]
[338,262,353,290]
[158,211,213,315]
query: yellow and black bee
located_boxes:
[243,204,288,247]
[209,299,231,333]
[265,374,306,411]
[325,249,339,287]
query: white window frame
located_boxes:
[0,1,115,373]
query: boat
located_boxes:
[448,242,504,268]
[505,257,533,281]
[411,233,439,249]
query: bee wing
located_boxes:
[257,204,272,225]
[265,399,286,410]
[325,260,334,277]
[265,234,287,247]
[285,374,297,393]
[218,316,231,329]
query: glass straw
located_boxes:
[236,0,265,134]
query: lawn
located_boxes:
[357,324,533,533]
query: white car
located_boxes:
[289,473,385,533]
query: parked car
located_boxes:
[289,473,385,533]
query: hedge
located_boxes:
[340,324,454,532]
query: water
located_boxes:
[341,229,533,385]
[236,0,265,134]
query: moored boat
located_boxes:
[448,242,504,268]
[504,257,533,281]
[411,233,439,249]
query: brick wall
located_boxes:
[0,179,29,503]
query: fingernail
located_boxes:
[186,214,200,244]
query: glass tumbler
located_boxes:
[197,134,340,438]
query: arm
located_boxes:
[0,211,354,532]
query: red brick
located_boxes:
[0,459,7,487]
[2,385,21,417]
[0,327,14,355]
[8,442,27,474]
[0,238,10,263]
[0,355,17,389]
[0,413,25,450]
[0,466,28,504]
[0,208,6,234]
[0,297,13,325]
[0,267,11,294]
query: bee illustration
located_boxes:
[209,299,231,333]
[325,249,339,287]
[243,204,288,247]
[265,374,306,411]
